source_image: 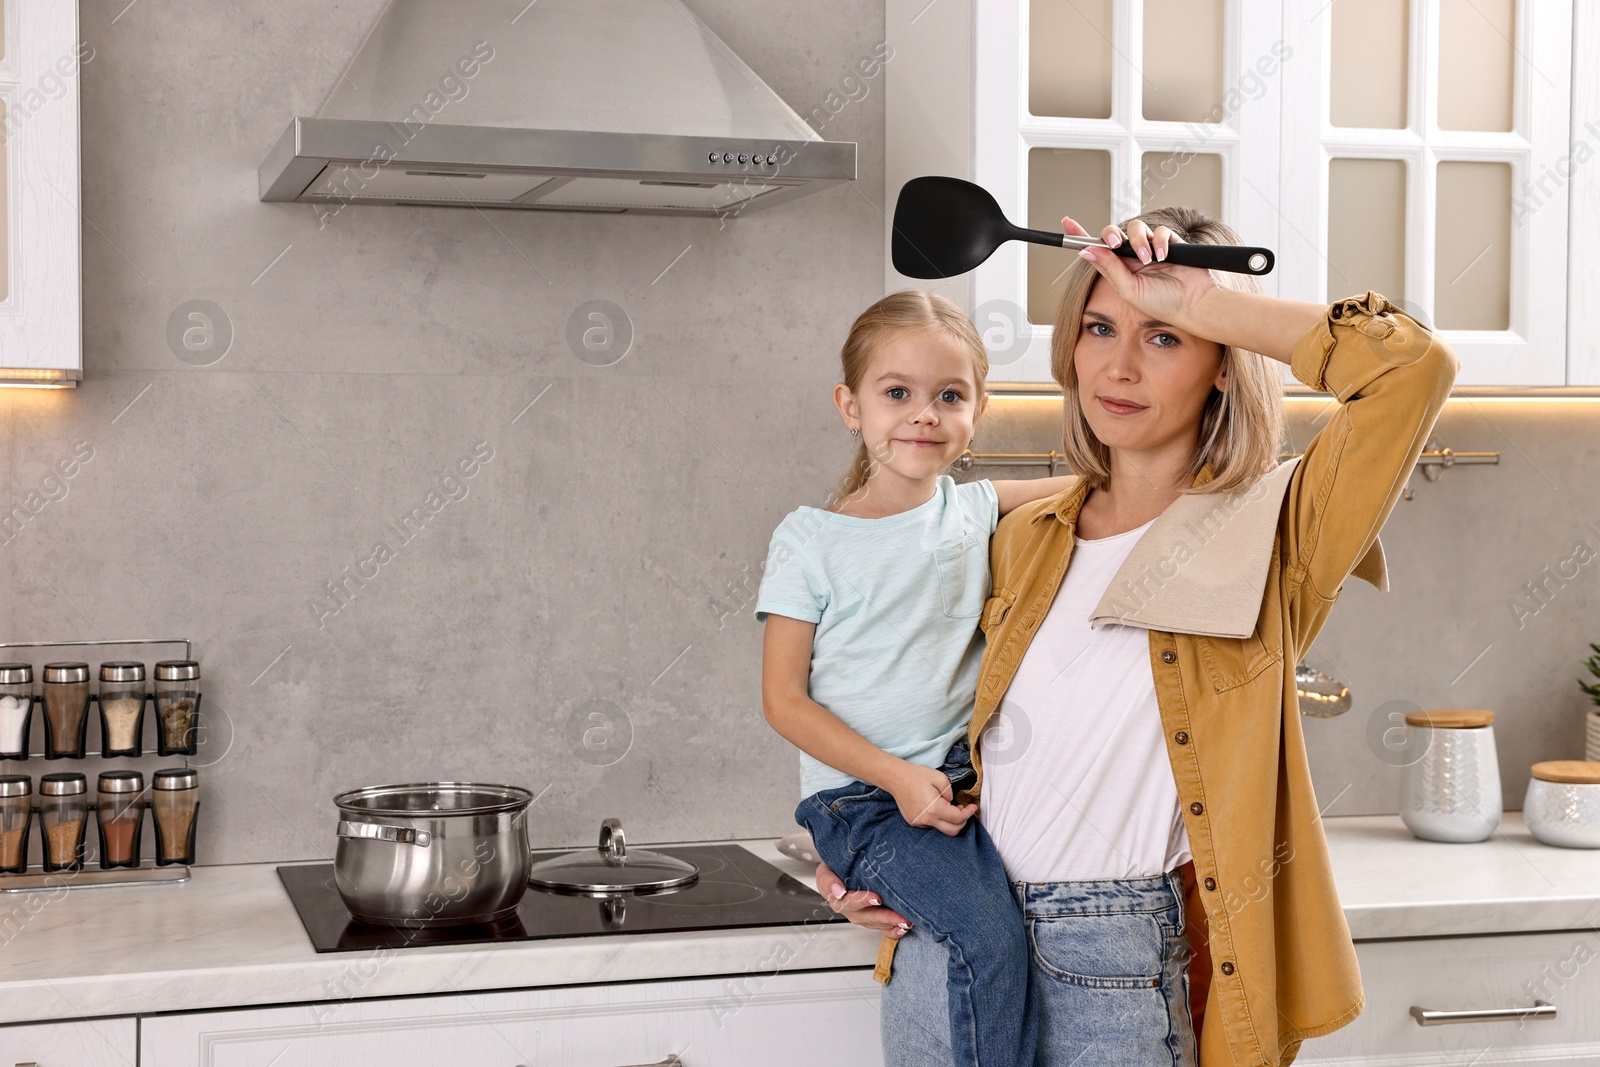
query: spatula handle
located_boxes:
[1106,239,1274,276]
[1017,226,1275,276]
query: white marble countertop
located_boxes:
[0,837,882,1027]
[1325,811,1600,939]
[1,815,1597,1025]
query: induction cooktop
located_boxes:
[278,844,846,953]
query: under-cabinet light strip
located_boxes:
[0,368,80,389]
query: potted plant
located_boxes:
[1581,643,1600,762]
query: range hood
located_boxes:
[258,0,856,217]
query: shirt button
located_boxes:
[1220,961,1236,975]
[1174,731,1189,745]
[1204,876,1217,891]
[1161,650,1177,664]
[1190,802,1204,816]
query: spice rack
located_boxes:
[0,637,200,893]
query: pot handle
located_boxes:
[338,820,433,847]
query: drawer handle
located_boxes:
[1410,1000,1557,1026]
[515,1059,683,1067]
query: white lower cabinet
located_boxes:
[32,930,1600,1066]
[1299,929,1600,1065]
[0,1017,137,1066]
[140,969,884,1067]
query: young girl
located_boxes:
[756,290,1074,1067]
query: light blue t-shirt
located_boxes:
[755,475,1000,797]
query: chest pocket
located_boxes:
[1197,633,1283,693]
[934,540,986,619]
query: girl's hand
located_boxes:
[814,861,913,937]
[886,761,977,836]
[1067,214,1218,339]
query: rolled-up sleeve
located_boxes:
[1283,291,1458,637]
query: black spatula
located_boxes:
[891,176,1275,279]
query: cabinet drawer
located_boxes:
[1300,929,1600,1065]
[0,1017,137,1066]
[141,969,884,1067]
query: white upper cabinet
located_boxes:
[0,0,84,388]
[1568,0,1600,386]
[1280,0,1570,387]
[886,0,1592,390]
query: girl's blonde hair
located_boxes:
[1051,205,1285,495]
[832,290,990,502]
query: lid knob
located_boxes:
[600,817,626,860]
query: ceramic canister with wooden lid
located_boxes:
[1399,709,1502,843]
[1524,760,1600,848]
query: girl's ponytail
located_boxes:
[835,438,875,503]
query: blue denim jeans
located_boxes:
[796,739,1036,1067]
[880,868,1198,1066]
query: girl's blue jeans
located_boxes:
[795,738,1037,1067]
[880,865,1199,1066]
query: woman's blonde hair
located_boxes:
[832,290,990,502]
[1051,205,1285,495]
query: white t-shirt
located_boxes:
[978,516,1193,883]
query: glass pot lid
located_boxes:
[527,818,698,896]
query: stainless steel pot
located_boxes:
[333,782,533,927]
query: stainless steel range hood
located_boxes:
[258,0,856,218]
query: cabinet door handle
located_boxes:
[1410,1000,1557,1026]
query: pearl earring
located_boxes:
[850,427,859,437]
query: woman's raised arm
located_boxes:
[1276,292,1457,643]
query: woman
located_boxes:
[815,204,1458,1066]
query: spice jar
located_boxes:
[0,775,31,874]
[1399,708,1502,843]
[154,660,201,757]
[39,772,88,872]
[96,770,146,869]
[151,768,198,866]
[41,662,91,759]
[98,662,147,758]
[0,663,33,760]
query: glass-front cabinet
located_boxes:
[885,0,1593,390]
[1280,0,1569,387]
